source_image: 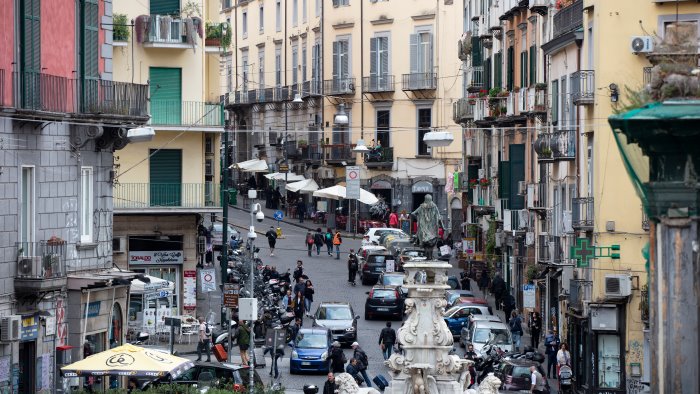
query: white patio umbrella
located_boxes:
[286,178,320,193]
[313,185,379,205]
[229,159,269,172]
[264,172,306,182]
[130,275,175,295]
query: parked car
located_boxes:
[464,320,513,355]
[393,246,427,261]
[451,296,490,308]
[144,361,263,390]
[495,359,551,393]
[380,233,411,250]
[443,303,494,336]
[364,286,404,320]
[312,302,359,346]
[289,328,332,374]
[459,315,503,347]
[377,272,407,297]
[209,222,240,251]
[362,228,407,246]
[358,245,388,261]
[360,251,394,285]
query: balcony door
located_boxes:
[20,0,41,109]
[369,36,389,90]
[150,67,182,125]
[81,0,100,113]
[150,149,182,207]
[376,110,390,148]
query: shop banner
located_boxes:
[200,269,217,293]
[129,251,184,265]
[183,270,197,310]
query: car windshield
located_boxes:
[211,223,234,233]
[296,333,328,349]
[372,290,397,299]
[317,306,352,320]
[473,328,510,344]
[444,306,462,317]
[512,366,532,378]
[403,250,425,257]
[371,255,387,264]
[383,276,403,286]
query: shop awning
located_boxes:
[229,159,269,172]
[313,185,379,205]
[286,178,320,193]
[130,275,175,295]
[264,172,306,181]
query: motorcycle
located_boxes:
[213,320,239,352]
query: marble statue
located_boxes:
[411,194,443,259]
[335,372,381,394]
[463,373,502,394]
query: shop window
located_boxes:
[598,334,621,389]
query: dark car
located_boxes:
[364,286,404,320]
[495,359,550,393]
[377,272,407,297]
[313,302,359,346]
[144,361,263,390]
[290,328,332,374]
[209,222,240,251]
[360,251,394,285]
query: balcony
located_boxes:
[401,73,437,91]
[527,182,548,210]
[453,98,474,124]
[301,144,323,163]
[553,0,583,39]
[141,15,195,49]
[471,185,495,208]
[364,146,394,169]
[529,0,549,15]
[7,71,148,121]
[538,234,552,264]
[114,183,222,213]
[150,101,224,128]
[362,75,395,93]
[572,197,594,231]
[569,279,590,311]
[256,88,274,103]
[302,80,323,97]
[473,98,491,121]
[503,209,530,232]
[324,77,356,95]
[571,70,595,105]
[15,240,67,292]
[533,86,548,113]
[534,129,576,161]
[323,144,356,165]
[466,67,484,92]
[274,86,290,102]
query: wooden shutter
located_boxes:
[369,37,378,78]
[426,33,433,72]
[551,79,558,124]
[150,0,180,15]
[379,37,389,77]
[311,44,318,81]
[507,46,514,91]
[471,35,482,66]
[149,149,182,207]
[529,45,537,85]
[409,34,419,74]
[483,57,491,91]
[149,67,182,124]
[509,144,525,209]
[498,161,510,202]
[340,40,349,79]
[520,51,528,88]
[332,41,339,80]
[21,0,41,109]
[292,48,298,85]
[494,52,502,89]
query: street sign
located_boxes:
[144,290,171,300]
[223,283,240,308]
[265,328,288,350]
[346,166,361,199]
[164,317,181,327]
[273,210,284,221]
[523,284,536,309]
[200,269,217,293]
[144,281,169,291]
[279,164,289,172]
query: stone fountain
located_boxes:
[383,260,473,394]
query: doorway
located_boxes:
[412,193,431,212]
[18,341,36,393]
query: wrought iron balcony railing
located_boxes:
[553,0,583,39]
[150,100,224,126]
[453,98,475,124]
[572,197,594,230]
[362,75,395,93]
[323,143,355,163]
[16,240,67,280]
[324,77,356,95]
[571,70,595,105]
[114,183,222,210]
[402,73,437,91]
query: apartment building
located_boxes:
[0,0,149,391]
[111,0,224,322]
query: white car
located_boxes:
[357,245,388,261]
[362,228,407,246]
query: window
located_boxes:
[242,10,247,37]
[258,49,265,92]
[292,0,298,27]
[560,75,567,127]
[494,52,502,88]
[259,5,264,32]
[311,41,321,92]
[276,0,281,32]
[507,46,514,91]
[224,54,233,93]
[20,166,35,244]
[205,135,214,154]
[80,167,94,243]
[302,42,308,82]
[275,46,282,86]
[376,110,390,148]
[417,108,431,156]
[292,44,299,85]
[529,45,537,85]
[332,38,350,80]
[333,0,349,6]
[302,0,307,22]
[551,79,558,125]
[370,35,389,90]
[520,50,528,87]
[410,30,433,74]
[316,0,321,16]
[598,334,621,389]
[241,52,249,91]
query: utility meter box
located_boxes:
[238,298,258,321]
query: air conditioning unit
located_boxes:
[630,36,654,53]
[478,168,485,179]
[517,181,527,195]
[113,236,126,254]
[517,209,530,229]
[0,315,21,342]
[604,274,632,298]
[16,256,40,277]
[562,210,573,233]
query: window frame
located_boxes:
[80,166,94,243]
[259,4,264,33]
[416,106,432,156]
[20,165,36,244]
[242,10,248,38]
[275,0,281,32]
[292,0,298,27]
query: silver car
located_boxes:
[312,302,359,346]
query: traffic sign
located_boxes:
[144,281,169,291]
[346,166,361,199]
[279,164,289,172]
[223,283,240,308]
[144,290,171,300]
[273,210,284,221]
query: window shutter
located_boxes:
[409,34,419,74]
[22,0,41,74]
[483,57,491,91]
[369,37,378,77]
[84,0,99,79]
[149,149,183,207]
[521,51,528,88]
[332,41,339,80]
[507,46,514,91]
[509,144,525,210]
[292,48,298,85]
[494,52,502,88]
[551,79,559,124]
[311,44,318,81]
[498,161,511,202]
[427,33,434,72]
[150,0,180,15]
[332,0,339,7]
[380,37,389,77]
[149,67,182,124]
[471,35,482,66]
[529,45,536,85]
[340,41,349,79]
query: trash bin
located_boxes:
[228,188,238,205]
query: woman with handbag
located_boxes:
[305,231,314,257]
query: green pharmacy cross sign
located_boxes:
[570,238,621,267]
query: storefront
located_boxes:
[369,178,393,207]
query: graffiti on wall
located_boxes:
[56,298,67,347]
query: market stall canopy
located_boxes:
[130,275,175,295]
[286,178,320,193]
[61,344,193,379]
[264,172,306,181]
[229,159,269,172]
[313,185,379,205]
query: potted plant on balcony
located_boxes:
[467,93,478,105]
[540,146,552,158]
[297,139,308,148]
[535,82,548,91]
[205,22,231,48]
[113,13,130,43]
[468,178,479,189]
[555,0,574,10]
[479,178,491,188]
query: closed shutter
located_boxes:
[149,149,182,206]
[521,51,528,88]
[426,33,433,72]
[529,45,537,85]
[498,161,510,202]
[507,46,514,91]
[332,41,339,81]
[82,0,99,112]
[494,52,502,89]
[471,36,482,66]
[369,37,378,79]
[292,48,298,85]
[340,40,349,79]
[468,162,480,205]
[483,57,491,91]
[379,37,389,77]
[21,0,41,109]
[311,44,318,82]
[509,144,525,210]
[409,34,419,74]
[150,67,182,124]
[150,0,180,15]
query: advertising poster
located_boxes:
[183,270,197,310]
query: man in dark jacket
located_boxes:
[323,372,337,394]
[503,293,516,324]
[265,226,278,256]
[293,260,304,282]
[351,342,372,388]
[314,228,325,255]
[329,341,346,373]
[544,329,561,378]
[297,199,307,223]
[491,272,506,310]
[347,250,359,285]
[378,321,397,360]
[345,358,363,386]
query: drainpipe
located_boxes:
[81,289,92,356]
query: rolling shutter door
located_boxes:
[509,144,525,210]
[149,149,182,206]
[150,0,180,15]
[149,67,182,125]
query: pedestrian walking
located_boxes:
[389,211,399,228]
[459,268,471,291]
[333,231,343,259]
[324,227,334,256]
[238,320,251,365]
[345,358,363,386]
[297,199,307,223]
[529,311,542,349]
[351,342,372,388]
[304,279,315,317]
[314,228,325,255]
[544,329,561,378]
[292,291,306,322]
[293,260,304,282]
[329,341,346,373]
[268,345,283,379]
[478,269,490,295]
[265,226,278,256]
[378,321,397,360]
[509,310,524,352]
[323,372,338,394]
[195,316,212,362]
[491,272,506,310]
[503,292,516,324]
[348,250,359,285]
[529,365,547,394]
[305,231,314,256]
[282,289,293,312]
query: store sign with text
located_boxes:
[129,251,184,265]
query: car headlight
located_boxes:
[345,327,355,332]
[291,350,298,358]
[321,351,328,361]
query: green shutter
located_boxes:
[471,36,482,66]
[149,149,182,206]
[149,67,182,124]
[468,162,480,205]
[551,79,559,124]
[498,161,510,202]
[21,0,41,109]
[520,51,528,88]
[494,52,502,89]
[483,57,491,91]
[150,0,180,15]
[529,45,537,85]
[509,144,525,209]
[507,46,514,91]
[82,0,99,112]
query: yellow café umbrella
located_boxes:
[61,343,193,379]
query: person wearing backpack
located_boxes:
[509,310,524,352]
[195,316,212,362]
[265,226,278,256]
[305,231,314,256]
[333,231,343,260]
[324,228,334,256]
[529,365,546,394]
[351,342,372,388]
[347,250,359,285]
[314,228,325,256]
[237,320,251,365]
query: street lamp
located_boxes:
[245,190,263,394]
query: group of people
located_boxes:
[324,341,373,390]
[305,228,343,259]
